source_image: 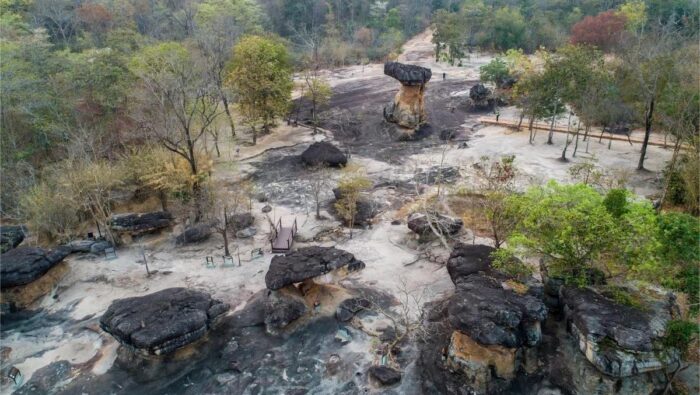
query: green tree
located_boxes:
[479,57,510,88]
[334,167,372,238]
[302,70,332,133]
[490,6,526,50]
[227,35,293,145]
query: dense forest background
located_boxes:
[1,0,698,223]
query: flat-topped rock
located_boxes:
[446,243,496,283]
[561,286,680,377]
[109,211,173,235]
[0,225,26,253]
[100,287,229,355]
[1,246,71,289]
[301,141,347,167]
[407,212,463,237]
[384,62,432,86]
[175,223,213,245]
[265,246,365,290]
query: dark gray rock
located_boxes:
[469,83,492,104]
[264,290,307,333]
[229,213,254,230]
[68,239,97,253]
[90,240,112,254]
[109,211,173,235]
[439,129,456,141]
[448,275,548,348]
[335,297,370,322]
[368,365,402,386]
[0,225,26,253]
[175,223,213,245]
[414,166,460,184]
[384,62,432,86]
[100,287,229,355]
[265,247,365,290]
[301,141,347,167]
[446,243,495,284]
[407,212,463,237]
[235,227,257,239]
[1,246,70,289]
[13,360,71,395]
[261,205,272,213]
[331,188,379,227]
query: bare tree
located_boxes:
[308,165,331,219]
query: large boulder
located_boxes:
[301,141,347,167]
[469,83,492,107]
[0,246,71,289]
[561,286,680,378]
[0,225,26,253]
[265,246,365,290]
[175,223,213,245]
[264,287,307,334]
[100,287,229,356]
[109,211,173,235]
[335,297,371,322]
[407,212,463,237]
[229,213,254,231]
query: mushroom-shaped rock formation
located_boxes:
[301,141,347,167]
[109,211,173,236]
[265,246,365,290]
[100,287,229,356]
[0,246,71,309]
[0,225,26,253]
[383,62,432,130]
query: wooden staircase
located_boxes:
[270,218,297,253]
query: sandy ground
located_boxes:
[0,28,676,394]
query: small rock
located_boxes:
[335,327,352,344]
[261,205,272,213]
[255,193,268,203]
[89,240,112,254]
[407,212,463,237]
[236,227,257,239]
[368,365,401,386]
[0,225,26,253]
[229,213,254,230]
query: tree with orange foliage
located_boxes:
[570,10,627,51]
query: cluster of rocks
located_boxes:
[301,141,347,167]
[100,287,229,356]
[263,246,366,334]
[383,62,432,131]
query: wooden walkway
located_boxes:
[479,116,680,149]
[270,218,297,253]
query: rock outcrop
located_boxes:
[383,62,432,130]
[0,225,26,253]
[265,246,365,290]
[561,286,680,378]
[368,365,402,386]
[264,287,307,333]
[0,246,71,289]
[468,83,494,109]
[109,211,173,235]
[301,141,347,167]
[419,244,548,394]
[68,238,112,254]
[407,212,463,237]
[100,287,229,356]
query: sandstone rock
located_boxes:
[175,223,213,245]
[384,62,432,86]
[407,212,463,237]
[229,213,254,230]
[264,287,307,334]
[414,166,460,185]
[109,211,173,235]
[301,141,347,167]
[368,365,401,386]
[0,261,69,309]
[561,286,680,378]
[335,297,370,322]
[100,287,229,355]
[0,225,26,253]
[446,243,494,282]
[383,62,432,130]
[1,246,70,289]
[236,227,257,239]
[445,330,516,393]
[89,240,112,254]
[331,188,379,227]
[265,246,365,290]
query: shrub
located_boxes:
[603,188,629,217]
[663,320,700,358]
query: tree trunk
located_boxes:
[222,96,236,138]
[547,104,558,145]
[159,190,168,211]
[573,125,581,157]
[660,139,682,208]
[638,98,655,170]
[561,125,574,161]
[528,116,535,144]
[315,198,321,218]
[252,126,257,145]
[517,111,525,130]
[222,206,230,256]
